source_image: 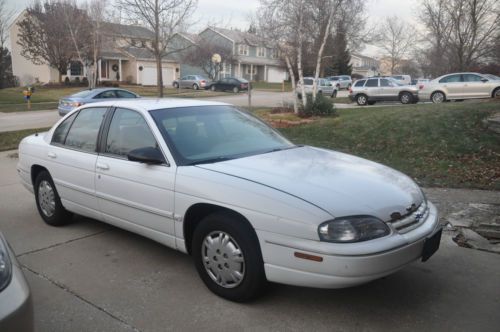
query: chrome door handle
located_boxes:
[47,152,57,159]
[96,163,109,171]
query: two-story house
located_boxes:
[350,53,380,78]
[173,27,288,83]
[10,11,179,86]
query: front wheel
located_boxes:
[356,94,368,106]
[173,82,179,89]
[232,86,239,93]
[431,91,445,103]
[493,88,500,99]
[34,171,72,226]
[192,212,266,302]
[193,84,199,90]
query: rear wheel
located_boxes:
[193,84,199,90]
[356,94,368,106]
[232,86,239,93]
[493,87,500,99]
[192,212,266,302]
[34,171,72,226]
[210,85,216,92]
[347,83,352,89]
[431,91,445,103]
[400,92,413,104]
[173,82,179,89]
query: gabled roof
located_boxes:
[101,22,154,40]
[121,46,176,62]
[175,32,201,44]
[207,27,267,47]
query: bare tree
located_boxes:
[17,1,77,83]
[117,0,197,97]
[184,38,233,80]
[87,0,107,88]
[377,16,414,75]
[0,0,15,88]
[0,0,12,50]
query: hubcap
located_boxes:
[358,96,366,105]
[433,93,444,103]
[201,231,245,288]
[495,90,500,98]
[401,94,410,103]
[38,180,55,217]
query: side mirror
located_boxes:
[481,78,488,83]
[127,147,165,165]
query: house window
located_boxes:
[238,44,249,56]
[246,65,257,75]
[70,62,83,76]
[257,47,265,57]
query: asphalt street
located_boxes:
[0,150,499,331]
[0,90,351,132]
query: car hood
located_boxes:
[197,146,424,221]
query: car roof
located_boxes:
[82,98,230,114]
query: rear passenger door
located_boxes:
[462,74,490,98]
[94,107,176,246]
[47,107,108,221]
[364,78,380,99]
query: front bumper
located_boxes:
[258,201,440,288]
[0,240,33,332]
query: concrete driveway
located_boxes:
[0,150,499,331]
[0,90,351,133]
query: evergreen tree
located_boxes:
[325,28,352,76]
[0,47,15,89]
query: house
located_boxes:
[10,11,179,86]
[172,27,288,83]
[350,53,380,78]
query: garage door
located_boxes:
[141,67,174,86]
[267,67,287,83]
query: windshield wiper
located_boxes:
[186,156,234,166]
[265,145,302,154]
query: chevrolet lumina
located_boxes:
[17,99,442,302]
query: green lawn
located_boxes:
[251,81,292,92]
[0,128,50,152]
[274,101,500,190]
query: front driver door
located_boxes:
[95,107,176,246]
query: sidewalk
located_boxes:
[0,109,60,132]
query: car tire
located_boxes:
[492,87,500,99]
[356,94,368,106]
[211,85,216,92]
[347,83,352,89]
[34,170,72,226]
[233,87,239,93]
[173,82,179,89]
[331,90,337,98]
[431,91,445,103]
[400,92,413,104]
[193,84,199,90]
[192,212,266,302]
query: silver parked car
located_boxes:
[0,232,33,332]
[58,88,140,116]
[297,77,338,98]
[419,72,500,103]
[326,75,352,89]
[172,75,209,90]
[349,77,419,106]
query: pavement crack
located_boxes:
[17,229,110,258]
[21,265,142,332]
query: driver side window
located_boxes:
[105,108,158,157]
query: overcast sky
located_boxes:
[7,0,421,56]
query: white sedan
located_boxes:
[17,99,442,301]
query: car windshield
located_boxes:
[150,106,295,166]
[485,74,500,80]
[70,90,95,98]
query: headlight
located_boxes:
[318,216,390,243]
[0,236,12,291]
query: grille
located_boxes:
[387,202,429,234]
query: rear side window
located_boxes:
[95,90,116,99]
[115,90,137,98]
[354,80,366,87]
[303,79,314,85]
[52,113,77,145]
[365,79,379,87]
[64,108,107,152]
[380,79,391,87]
[105,108,157,157]
[463,74,483,82]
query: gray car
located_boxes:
[58,88,140,116]
[349,77,419,106]
[172,75,209,90]
[296,77,338,98]
[326,75,352,89]
[0,232,33,332]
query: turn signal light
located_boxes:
[294,251,323,262]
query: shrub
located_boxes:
[82,77,88,85]
[300,94,336,117]
[64,77,70,85]
[74,77,80,84]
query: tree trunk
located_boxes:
[313,3,335,102]
[285,54,298,114]
[297,7,306,108]
[156,54,163,97]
